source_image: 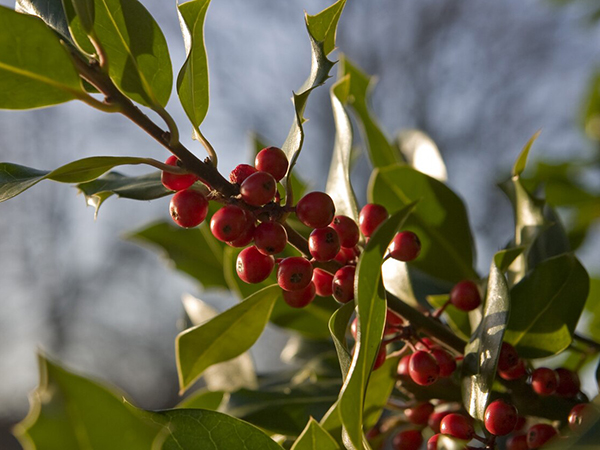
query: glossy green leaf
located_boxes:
[177,389,225,410]
[339,57,399,168]
[394,129,447,181]
[15,0,71,40]
[14,354,161,450]
[0,5,86,109]
[326,75,359,222]
[177,0,211,130]
[152,409,283,450]
[427,294,470,341]
[512,130,541,177]
[282,0,346,184]
[584,279,600,342]
[328,301,355,379]
[91,0,172,107]
[369,165,477,283]
[338,205,415,449]
[176,285,279,393]
[504,253,590,359]
[127,221,228,290]
[292,417,340,450]
[494,247,525,273]
[70,0,94,33]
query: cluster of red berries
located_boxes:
[161,148,422,308]
[397,339,458,386]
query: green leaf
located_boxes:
[152,409,284,450]
[305,0,346,56]
[369,165,477,283]
[461,251,510,421]
[13,354,161,449]
[339,57,399,168]
[583,71,600,140]
[127,221,228,290]
[15,0,71,41]
[92,0,172,107]
[338,204,415,449]
[177,0,211,130]
[512,130,541,177]
[494,247,525,273]
[177,389,225,410]
[176,285,279,393]
[394,129,447,181]
[326,75,359,222]
[0,5,86,109]
[292,417,340,450]
[504,253,590,359]
[328,302,355,379]
[427,294,470,341]
[70,0,94,33]
[584,279,600,342]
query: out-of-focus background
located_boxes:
[1,0,599,448]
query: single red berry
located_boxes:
[240,171,277,206]
[526,424,557,448]
[427,434,440,450]
[333,246,357,265]
[255,146,288,181]
[431,348,457,377]
[531,368,558,396]
[397,354,411,377]
[236,246,275,284]
[295,192,336,229]
[568,403,590,432]
[408,350,440,386]
[514,415,527,432]
[228,209,256,247]
[506,434,528,450]
[312,268,333,297]
[283,282,316,308]
[386,309,404,327]
[392,429,423,450]
[450,280,481,311]
[406,402,435,425]
[332,265,356,303]
[415,337,435,351]
[389,231,421,262]
[330,215,360,248]
[499,359,527,381]
[254,222,287,255]
[373,346,387,370]
[309,226,340,262]
[498,342,520,372]
[229,163,257,185]
[440,413,474,440]
[366,426,380,440]
[555,368,580,397]
[484,400,518,436]
[161,156,199,191]
[169,189,208,228]
[277,257,313,291]
[210,205,247,242]
[359,203,388,238]
[428,411,451,434]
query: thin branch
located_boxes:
[573,333,600,352]
[194,128,218,167]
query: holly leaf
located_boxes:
[461,251,510,421]
[512,130,542,177]
[177,388,225,410]
[329,301,355,379]
[176,285,279,393]
[338,204,416,449]
[15,0,71,40]
[292,417,340,450]
[504,253,590,359]
[394,129,447,182]
[427,294,470,341]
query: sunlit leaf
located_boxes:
[395,129,447,182]
[291,417,340,450]
[305,0,346,56]
[512,130,541,177]
[70,0,94,33]
[328,301,355,379]
[583,279,600,343]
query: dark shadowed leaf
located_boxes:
[461,251,510,421]
[338,205,415,449]
[328,301,355,378]
[504,254,590,359]
[292,417,340,450]
[427,294,470,341]
[176,285,279,393]
[15,0,70,40]
[369,165,477,283]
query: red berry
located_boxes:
[526,424,557,448]
[350,317,358,339]
[428,411,451,434]
[531,368,558,396]
[255,146,288,181]
[229,163,257,185]
[484,400,518,436]
[555,368,580,397]
[389,231,421,262]
[169,189,208,228]
[295,192,336,229]
[332,265,356,303]
[330,215,360,248]
[312,268,334,297]
[406,402,435,425]
[334,246,357,265]
[568,403,590,432]
[228,209,256,247]
[254,222,287,255]
[240,171,277,206]
[210,205,247,242]
[308,226,340,262]
[431,348,456,377]
[449,280,481,311]
[408,350,440,386]
[427,434,440,450]
[161,156,199,191]
[392,429,423,450]
[397,354,411,377]
[498,342,520,372]
[283,282,316,308]
[373,346,387,370]
[359,203,388,238]
[506,434,528,450]
[515,415,527,432]
[499,359,527,381]
[236,246,275,284]
[386,309,404,328]
[277,257,313,291]
[440,413,474,440]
